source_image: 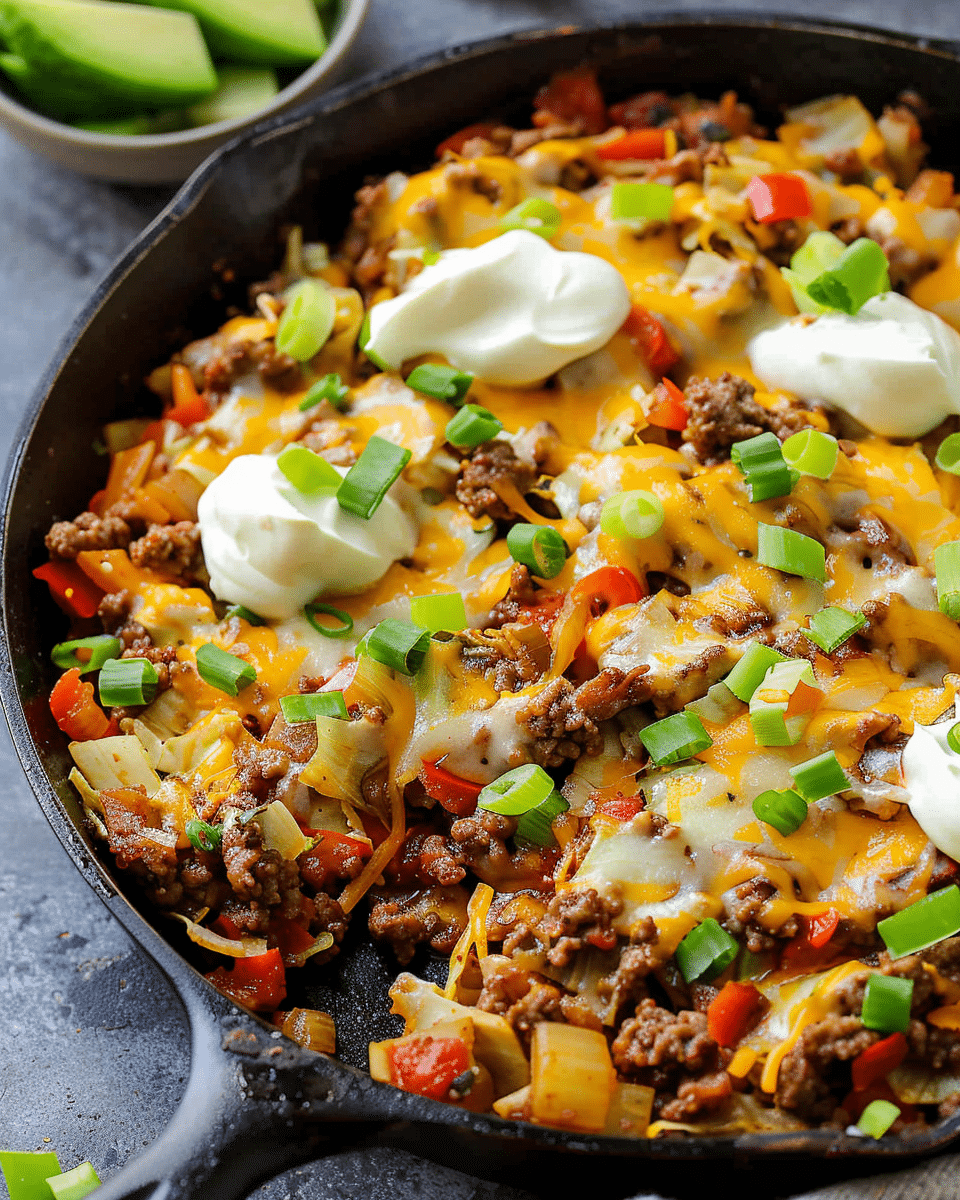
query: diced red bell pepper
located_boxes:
[781,908,841,967]
[166,364,212,427]
[271,916,317,964]
[419,758,483,816]
[622,306,680,376]
[597,128,666,161]
[596,795,645,822]
[707,981,765,1047]
[608,91,673,130]
[389,1034,471,1101]
[745,173,812,224]
[435,121,500,157]
[205,947,287,1013]
[533,68,607,135]
[647,379,688,431]
[49,668,112,741]
[571,566,646,617]
[33,560,105,620]
[212,914,243,941]
[299,831,372,892]
[851,1032,909,1092]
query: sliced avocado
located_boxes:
[0,50,117,118]
[132,0,327,67]
[187,64,278,127]
[0,1,218,109]
[75,111,189,135]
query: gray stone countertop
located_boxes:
[2,3,960,1198]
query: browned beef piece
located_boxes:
[459,623,546,693]
[455,440,537,520]
[98,589,132,633]
[596,917,665,1015]
[775,1014,878,1123]
[681,372,806,465]
[367,885,468,964]
[539,886,623,968]
[724,878,798,953]
[486,564,562,632]
[299,418,356,465]
[45,510,132,560]
[305,891,350,966]
[129,521,203,579]
[476,959,566,1049]
[220,818,302,922]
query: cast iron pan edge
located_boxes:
[4,15,960,1200]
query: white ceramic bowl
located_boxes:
[0,0,370,184]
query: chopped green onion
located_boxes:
[276,279,336,362]
[805,237,890,315]
[782,429,839,479]
[857,1098,900,1139]
[276,444,341,493]
[514,790,570,846]
[304,601,353,639]
[0,1151,62,1200]
[757,522,826,583]
[337,435,411,520]
[724,641,789,702]
[299,373,349,412]
[749,659,817,747]
[609,181,674,223]
[638,711,713,767]
[410,592,467,633]
[358,313,390,371]
[195,643,257,696]
[366,618,431,675]
[51,634,120,674]
[685,681,742,725]
[877,885,960,958]
[805,606,865,654]
[477,763,555,815]
[280,691,348,723]
[46,1162,102,1200]
[861,973,913,1034]
[730,431,794,502]
[674,918,738,983]
[506,523,567,579]
[498,197,562,239]
[422,248,441,266]
[406,363,474,403]
[789,751,848,802]
[936,432,960,475]
[225,604,266,626]
[185,818,222,853]
[936,541,960,620]
[752,788,808,836]
[600,490,665,540]
[781,230,846,314]
[445,404,503,448]
[98,657,159,707]
[949,723,960,754]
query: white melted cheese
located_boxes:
[901,720,960,859]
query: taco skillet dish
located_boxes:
[35,73,960,1139]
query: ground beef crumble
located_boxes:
[46,511,132,559]
[681,372,807,465]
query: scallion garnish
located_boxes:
[781,429,839,479]
[410,591,467,633]
[752,788,808,836]
[337,435,411,520]
[638,711,713,767]
[280,691,348,723]
[757,523,826,582]
[225,604,266,626]
[506,523,567,579]
[498,197,562,239]
[304,601,353,639]
[804,606,865,654]
[195,643,257,696]
[514,790,570,846]
[445,404,503,448]
[600,490,665,540]
[406,363,474,403]
[935,541,960,619]
[674,918,738,983]
[299,373,349,412]
[877,885,960,958]
[98,657,159,707]
[861,974,913,1034]
[857,1098,900,1139]
[789,751,848,802]
[477,763,555,815]
[749,659,819,747]
[185,818,222,853]
[366,618,431,675]
[724,642,789,703]
[805,237,890,315]
[609,181,673,223]
[358,313,390,371]
[51,634,120,674]
[781,230,846,314]
[46,1161,102,1200]
[948,723,960,754]
[276,444,341,494]
[276,279,336,362]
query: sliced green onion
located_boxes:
[730,431,795,502]
[877,885,960,958]
[781,230,846,314]
[674,918,738,983]
[757,522,826,583]
[789,751,848,802]
[752,788,808,836]
[805,606,865,654]
[98,657,159,707]
[0,1151,62,1200]
[936,432,960,475]
[51,634,121,674]
[185,818,222,854]
[46,1162,102,1200]
[514,790,570,846]
[861,973,913,1034]
[857,1098,900,1139]
[445,404,503,448]
[498,197,562,239]
[410,591,467,633]
[600,490,665,540]
[280,691,348,723]
[366,618,431,675]
[506,523,567,579]
[406,363,474,403]
[358,312,390,371]
[477,763,555,815]
[936,541,960,620]
[610,181,673,223]
[225,604,266,626]
[685,681,742,725]
[337,435,411,520]
[724,641,789,703]
[422,248,441,266]
[638,711,713,767]
[805,237,890,316]
[304,601,353,639]
[276,279,336,362]
[276,444,341,493]
[949,723,960,754]
[299,372,349,412]
[749,659,816,747]
[195,643,257,696]
[782,429,839,479]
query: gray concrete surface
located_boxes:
[2,3,960,1198]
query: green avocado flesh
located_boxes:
[0,1,218,111]
[133,0,327,66]
[187,64,278,126]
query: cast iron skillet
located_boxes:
[6,15,960,1200]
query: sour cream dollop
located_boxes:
[366,229,631,387]
[197,454,418,621]
[748,292,960,438]
[901,720,960,859]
